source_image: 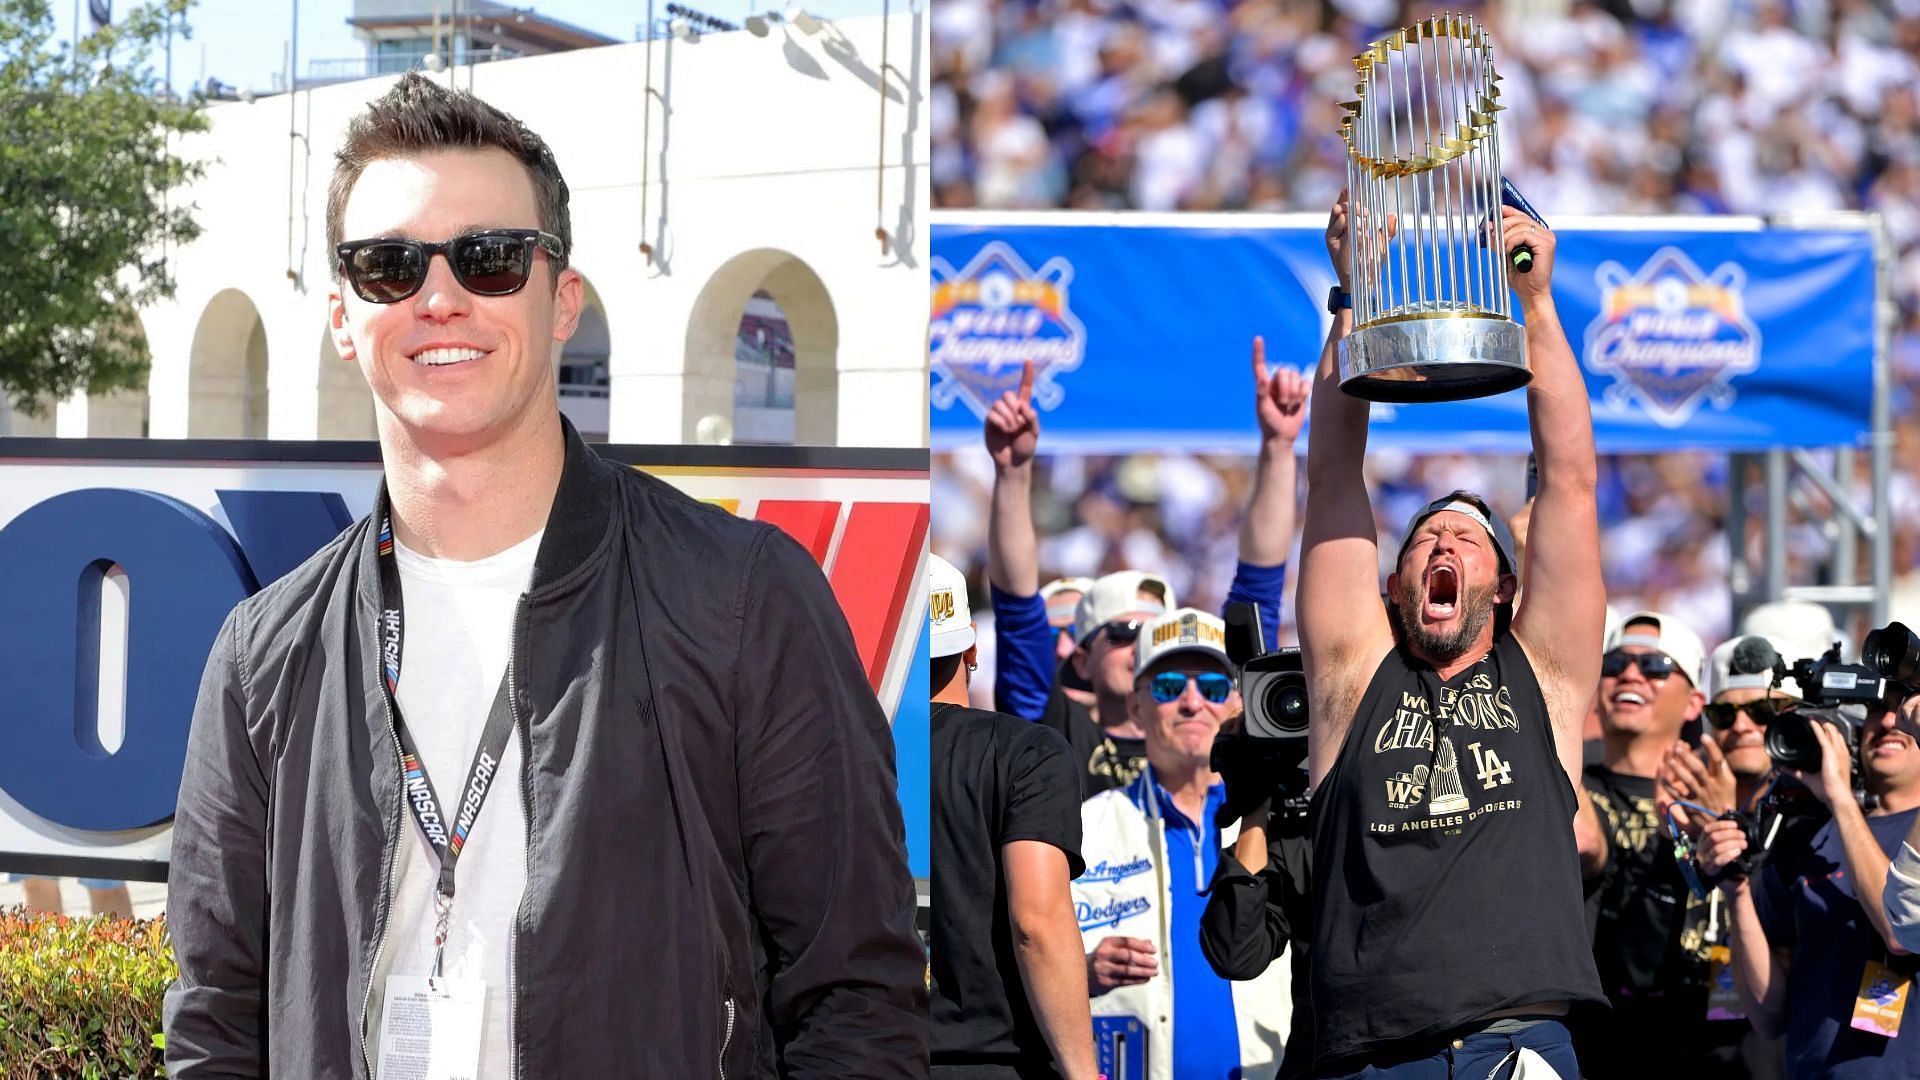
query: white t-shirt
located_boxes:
[367,529,541,1079]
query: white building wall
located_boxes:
[108,12,927,447]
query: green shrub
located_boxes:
[0,910,172,1078]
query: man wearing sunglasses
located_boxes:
[981,337,1306,801]
[1697,689,1920,1077]
[1072,608,1288,1078]
[1577,614,1779,1078]
[1297,194,1608,1076]
[165,75,924,1078]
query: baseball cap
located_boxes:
[1397,490,1516,577]
[1607,610,1706,688]
[1134,608,1230,677]
[1040,576,1095,630]
[928,554,976,659]
[1710,633,1800,699]
[1072,570,1176,647]
[1741,600,1845,665]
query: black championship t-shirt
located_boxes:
[1309,634,1607,1068]
[1040,679,1146,800]
[931,703,1087,1072]
[1577,767,1780,1079]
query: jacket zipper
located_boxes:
[719,995,736,1079]
[359,693,407,1078]
[506,595,530,1080]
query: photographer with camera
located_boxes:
[1071,608,1288,1079]
[1695,649,1920,1076]
[981,337,1306,796]
[1198,633,1317,1080]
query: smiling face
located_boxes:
[1132,653,1238,768]
[1710,687,1777,779]
[1861,693,1920,796]
[329,148,582,454]
[1387,510,1513,666]
[1598,626,1703,740]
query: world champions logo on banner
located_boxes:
[1583,247,1762,427]
[929,241,1086,418]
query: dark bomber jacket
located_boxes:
[163,418,929,1077]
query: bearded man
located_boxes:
[1295,192,1607,1077]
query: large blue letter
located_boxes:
[0,490,256,829]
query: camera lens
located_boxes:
[1263,676,1310,735]
[1864,622,1920,683]
[1764,711,1823,773]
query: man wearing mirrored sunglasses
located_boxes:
[1072,608,1288,1079]
[165,74,925,1079]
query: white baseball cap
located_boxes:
[1134,607,1231,677]
[928,554,976,659]
[1607,610,1706,688]
[1742,600,1845,664]
[1040,576,1095,630]
[1710,633,1802,699]
[1072,570,1176,647]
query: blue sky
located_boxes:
[54,0,899,97]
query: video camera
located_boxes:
[1762,622,1918,773]
[1208,603,1310,827]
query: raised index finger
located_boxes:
[1251,336,1268,386]
[1017,359,1034,406]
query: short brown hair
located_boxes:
[326,73,571,272]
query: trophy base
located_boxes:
[1339,311,1531,403]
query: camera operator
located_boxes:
[981,341,1306,796]
[1198,739,1316,1080]
[1072,608,1288,1079]
[1696,688,1920,1076]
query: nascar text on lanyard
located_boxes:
[375,500,517,984]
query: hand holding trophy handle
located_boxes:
[1500,177,1549,275]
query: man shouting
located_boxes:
[1297,193,1607,1077]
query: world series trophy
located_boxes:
[1337,13,1531,402]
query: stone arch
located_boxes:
[684,249,837,445]
[187,289,269,438]
[557,274,610,440]
[316,329,378,439]
[87,306,152,437]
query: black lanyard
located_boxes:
[375,505,519,973]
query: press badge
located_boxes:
[1849,961,1911,1038]
[376,976,487,1080]
[1705,945,1745,1021]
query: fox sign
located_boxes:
[0,439,931,881]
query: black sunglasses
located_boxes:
[1099,620,1144,646]
[336,229,567,304]
[1703,699,1781,730]
[1602,649,1679,681]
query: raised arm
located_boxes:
[1501,207,1606,786]
[1300,190,1395,788]
[986,361,1057,721]
[1226,339,1308,649]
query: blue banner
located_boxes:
[930,216,1877,454]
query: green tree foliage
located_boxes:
[0,0,204,416]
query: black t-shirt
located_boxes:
[1039,678,1146,799]
[1577,766,1778,1079]
[931,703,1087,1070]
[1199,795,1316,1080]
[1309,634,1607,1069]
